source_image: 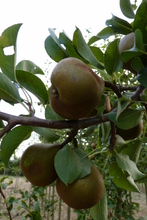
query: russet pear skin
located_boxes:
[20,143,61,186]
[56,164,105,209]
[49,58,104,120]
[117,120,143,140]
[119,32,137,74]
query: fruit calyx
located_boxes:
[51,87,59,98]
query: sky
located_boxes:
[0,0,126,68]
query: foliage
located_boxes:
[0,0,147,219]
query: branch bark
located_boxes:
[0,111,110,138]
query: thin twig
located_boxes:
[0,187,13,220]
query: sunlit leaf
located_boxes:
[16,70,48,105]
[120,0,135,18]
[55,145,83,185]
[16,60,44,75]
[0,23,22,81]
[109,162,140,192]
[0,126,33,166]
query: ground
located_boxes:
[0,176,146,220]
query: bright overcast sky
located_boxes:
[0,0,130,68]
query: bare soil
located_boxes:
[0,176,146,220]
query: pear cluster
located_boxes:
[20,58,105,210]
[20,144,105,209]
[49,57,104,120]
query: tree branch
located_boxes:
[104,81,122,98]
[0,111,110,138]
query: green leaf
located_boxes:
[83,125,97,137]
[31,211,42,220]
[120,0,135,19]
[100,121,111,143]
[104,39,123,75]
[45,104,64,120]
[108,108,142,130]
[45,29,67,62]
[109,162,140,192]
[131,57,144,73]
[20,200,29,209]
[59,31,84,60]
[54,145,83,185]
[133,1,147,44]
[0,23,22,81]
[106,14,132,35]
[0,126,33,166]
[16,60,44,75]
[0,73,22,103]
[122,139,142,163]
[34,201,40,213]
[91,188,108,220]
[74,148,91,179]
[16,70,48,105]
[137,68,147,88]
[121,29,145,63]
[90,46,104,63]
[116,99,129,121]
[116,153,145,180]
[33,126,59,142]
[88,27,114,45]
[73,27,103,69]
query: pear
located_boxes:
[119,32,137,74]
[56,164,105,209]
[49,57,104,120]
[116,120,143,141]
[20,143,61,186]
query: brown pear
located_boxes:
[20,143,61,186]
[116,120,143,141]
[49,57,104,120]
[56,164,105,209]
[119,32,137,74]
